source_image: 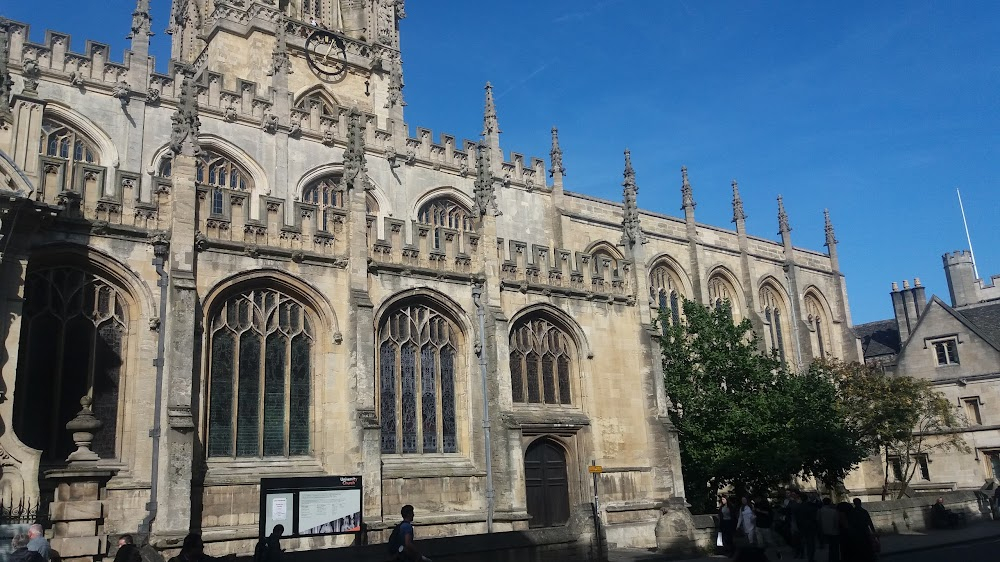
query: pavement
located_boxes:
[607,520,1000,561]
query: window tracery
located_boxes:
[760,284,788,362]
[13,267,127,461]
[650,263,685,325]
[378,303,458,454]
[509,317,574,405]
[805,293,830,359]
[39,119,99,164]
[417,197,472,249]
[707,273,740,322]
[294,89,337,116]
[591,248,620,279]
[206,288,313,458]
[157,149,252,216]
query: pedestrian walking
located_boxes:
[838,502,875,562]
[718,496,737,556]
[167,533,235,562]
[253,525,284,562]
[114,534,143,562]
[817,498,839,562]
[753,497,781,559]
[793,493,819,562]
[736,496,756,546]
[387,505,432,562]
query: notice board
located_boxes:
[259,476,363,539]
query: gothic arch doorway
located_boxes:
[524,438,570,527]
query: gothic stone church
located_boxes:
[0,0,859,557]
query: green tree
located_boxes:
[660,299,864,512]
[825,361,969,499]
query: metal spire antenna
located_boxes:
[957,188,979,279]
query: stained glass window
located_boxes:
[509,317,574,405]
[650,264,684,324]
[378,304,458,454]
[708,274,740,322]
[13,267,127,461]
[207,288,313,458]
[39,120,98,164]
[760,285,788,362]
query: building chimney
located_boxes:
[913,278,927,316]
[902,280,921,331]
[891,282,913,344]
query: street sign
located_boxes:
[588,465,603,474]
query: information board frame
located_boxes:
[258,475,364,539]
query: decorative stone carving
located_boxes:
[245,243,260,258]
[357,409,379,429]
[65,396,102,462]
[121,177,136,191]
[223,103,237,122]
[620,148,645,246]
[194,231,208,251]
[68,71,84,87]
[680,165,695,210]
[261,112,279,133]
[824,208,837,248]
[291,250,305,263]
[339,108,370,191]
[127,0,153,40]
[267,15,291,76]
[21,58,41,94]
[549,127,564,177]
[731,179,746,223]
[170,73,201,156]
[482,82,500,136]
[777,194,791,235]
[149,317,161,331]
[473,143,500,217]
[0,19,13,119]
[384,62,405,109]
[146,87,160,104]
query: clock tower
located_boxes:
[167,0,406,122]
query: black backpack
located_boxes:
[386,523,403,557]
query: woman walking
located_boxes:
[736,496,757,547]
[718,496,737,556]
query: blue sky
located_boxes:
[4,1,997,324]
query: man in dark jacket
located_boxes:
[793,493,819,562]
[10,533,43,562]
[114,534,143,562]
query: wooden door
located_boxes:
[524,439,570,527]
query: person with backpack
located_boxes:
[253,526,283,562]
[388,505,431,562]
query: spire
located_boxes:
[339,108,370,192]
[549,127,565,178]
[731,180,746,223]
[482,82,500,137]
[169,74,201,156]
[0,19,13,122]
[680,166,696,210]
[267,15,291,77]
[127,0,153,40]
[473,143,501,217]
[777,195,791,236]
[824,209,837,248]
[621,149,645,246]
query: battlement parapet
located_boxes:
[943,250,974,265]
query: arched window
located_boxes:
[708,273,740,322]
[207,288,313,458]
[650,263,685,325]
[760,284,789,363]
[378,303,459,454]
[303,176,345,231]
[805,293,831,359]
[39,119,99,164]
[418,196,472,250]
[591,248,620,280]
[158,150,252,216]
[13,267,127,461]
[509,317,574,405]
[300,0,323,22]
[294,89,337,116]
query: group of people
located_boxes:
[9,524,51,562]
[718,490,880,562]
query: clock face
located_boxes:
[305,30,348,79]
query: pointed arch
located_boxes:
[0,149,36,196]
[586,240,624,280]
[706,266,744,323]
[42,103,120,169]
[803,287,835,360]
[647,255,691,325]
[416,191,474,250]
[758,277,792,363]
[508,304,587,406]
[292,85,340,116]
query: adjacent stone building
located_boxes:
[854,252,1000,495]
[0,1,858,557]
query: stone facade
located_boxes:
[0,2,857,556]
[853,253,1000,496]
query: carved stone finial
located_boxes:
[127,0,153,40]
[482,82,500,137]
[824,208,837,247]
[777,195,791,236]
[170,73,201,156]
[0,19,13,120]
[680,165,696,210]
[65,395,103,462]
[621,148,645,246]
[395,0,406,19]
[384,61,405,109]
[473,143,501,217]
[731,179,746,223]
[549,126,565,178]
[338,108,370,192]
[267,15,292,77]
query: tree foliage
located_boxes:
[660,299,865,512]
[822,360,969,499]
